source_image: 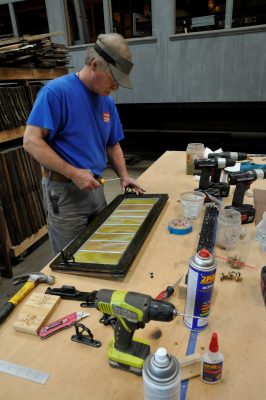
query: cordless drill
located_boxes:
[95,289,177,375]
[208,152,247,161]
[194,158,236,198]
[226,169,266,224]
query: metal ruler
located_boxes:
[0,359,49,384]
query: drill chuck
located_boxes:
[148,299,177,322]
[228,169,266,185]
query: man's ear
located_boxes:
[91,59,98,71]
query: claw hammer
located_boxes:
[0,272,55,326]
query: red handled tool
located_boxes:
[155,275,183,301]
[39,311,89,339]
[155,286,175,301]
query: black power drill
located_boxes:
[194,158,236,198]
[95,289,177,375]
[226,169,266,224]
[208,152,247,161]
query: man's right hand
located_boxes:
[71,168,101,191]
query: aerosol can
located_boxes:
[142,347,181,400]
[184,249,216,331]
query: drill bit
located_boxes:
[173,308,207,319]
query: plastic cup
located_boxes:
[180,191,205,219]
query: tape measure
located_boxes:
[168,218,192,235]
[0,359,49,384]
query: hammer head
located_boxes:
[13,272,55,286]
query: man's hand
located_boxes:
[120,177,145,195]
[71,169,101,191]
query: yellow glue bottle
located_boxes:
[201,332,224,384]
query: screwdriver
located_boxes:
[94,175,122,185]
[98,177,122,185]
[155,286,175,301]
[155,275,183,301]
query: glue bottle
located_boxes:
[201,332,224,384]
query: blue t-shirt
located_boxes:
[27,73,124,176]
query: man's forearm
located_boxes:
[107,143,128,178]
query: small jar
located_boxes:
[186,143,205,175]
[216,209,241,250]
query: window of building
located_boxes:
[65,0,81,44]
[65,0,152,45]
[13,0,49,36]
[176,0,226,33]
[232,0,266,28]
[111,0,152,38]
[0,4,13,37]
[65,0,104,45]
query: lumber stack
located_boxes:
[0,145,46,247]
[0,82,43,131]
[0,32,70,68]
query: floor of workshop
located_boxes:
[0,157,154,307]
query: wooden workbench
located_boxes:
[0,151,265,400]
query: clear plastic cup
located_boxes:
[216,209,242,250]
[180,191,205,219]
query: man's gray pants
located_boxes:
[42,177,107,257]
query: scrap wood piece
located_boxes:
[179,353,202,381]
[13,292,61,335]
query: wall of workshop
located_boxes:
[45,0,266,105]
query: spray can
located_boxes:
[142,347,181,400]
[184,249,216,331]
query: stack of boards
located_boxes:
[0,145,46,246]
[0,32,70,68]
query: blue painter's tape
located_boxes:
[180,331,198,400]
[168,219,192,235]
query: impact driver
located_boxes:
[95,289,177,375]
[226,169,266,224]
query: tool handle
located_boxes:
[114,319,135,350]
[9,281,35,306]
[232,182,250,207]
[0,302,15,325]
[155,286,174,301]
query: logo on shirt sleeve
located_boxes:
[103,112,110,123]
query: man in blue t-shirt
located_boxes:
[23,33,145,256]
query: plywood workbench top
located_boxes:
[0,151,265,400]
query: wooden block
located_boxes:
[179,353,202,381]
[177,273,187,299]
[13,292,60,335]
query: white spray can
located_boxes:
[142,347,181,400]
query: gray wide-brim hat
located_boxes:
[94,40,134,89]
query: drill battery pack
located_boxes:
[108,337,150,375]
[225,204,255,224]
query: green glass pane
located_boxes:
[122,198,158,205]
[97,225,139,233]
[90,232,134,242]
[74,251,122,265]
[80,241,128,252]
[105,216,144,225]
[117,204,153,211]
[112,210,148,217]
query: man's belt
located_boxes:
[42,168,71,183]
